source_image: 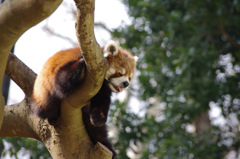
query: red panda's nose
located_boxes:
[122,81,129,88]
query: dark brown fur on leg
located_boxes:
[82,80,116,158]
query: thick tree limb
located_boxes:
[64,0,108,108]
[0,0,62,129]
[1,99,40,140]
[5,54,36,97]
[1,54,38,138]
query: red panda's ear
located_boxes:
[104,40,119,57]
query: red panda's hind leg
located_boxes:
[47,58,86,124]
[30,94,61,125]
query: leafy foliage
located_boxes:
[112,0,240,158]
[0,137,50,159]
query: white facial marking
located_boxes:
[108,67,116,74]
[122,68,126,74]
[105,67,116,80]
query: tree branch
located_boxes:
[65,0,108,108]
[0,99,40,140]
[95,22,113,33]
[5,54,36,97]
[43,26,79,46]
[0,0,62,129]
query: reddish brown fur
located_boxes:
[33,47,136,110]
[32,47,82,110]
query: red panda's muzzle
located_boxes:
[109,81,129,93]
[108,83,124,93]
[108,76,130,93]
[113,85,123,92]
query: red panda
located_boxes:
[30,41,137,159]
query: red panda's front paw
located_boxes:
[90,108,107,127]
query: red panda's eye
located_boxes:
[118,72,122,76]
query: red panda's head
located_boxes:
[103,41,138,93]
